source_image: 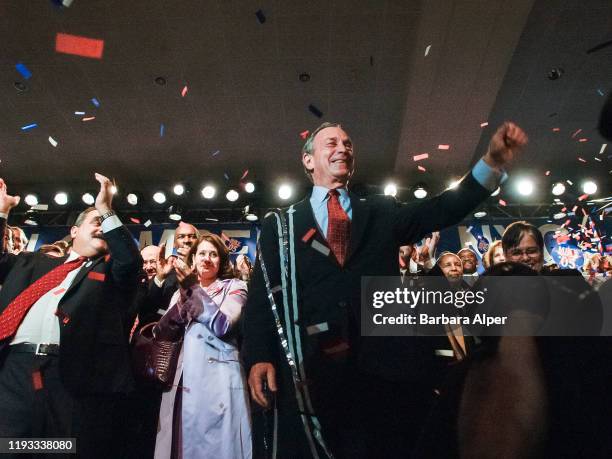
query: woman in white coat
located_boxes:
[154,232,251,459]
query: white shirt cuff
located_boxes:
[101,214,122,233]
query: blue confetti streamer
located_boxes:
[212,150,220,157]
[74,111,85,115]
[21,123,38,131]
[16,62,32,80]
[91,97,100,107]
[160,123,165,137]
[597,89,605,96]
[224,172,230,181]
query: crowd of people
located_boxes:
[0,121,610,459]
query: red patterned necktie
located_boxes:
[0,256,86,341]
[327,189,350,266]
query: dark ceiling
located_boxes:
[1,0,611,222]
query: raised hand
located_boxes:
[484,122,529,169]
[155,242,176,282]
[94,173,113,214]
[0,179,20,214]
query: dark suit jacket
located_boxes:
[0,217,143,395]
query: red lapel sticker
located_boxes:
[87,271,105,282]
[302,228,317,243]
[32,370,43,391]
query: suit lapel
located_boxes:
[347,193,371,262]
[62,256,103,299]
[292,198,335,262]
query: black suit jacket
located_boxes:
[0,218,143,395]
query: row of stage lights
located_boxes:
[382,178,599,199]
[21,178,600,211]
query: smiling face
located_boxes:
[141,245,160,279]
[194,240,221,285]
[492,246,505,266]
[70,209,108,258]
[505,234,544,272]
[439,254,464,281]
[458,249,478,274]
[302,126,354,189]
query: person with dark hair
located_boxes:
[501,220,545,272]
[0,174,142,458]
[243,120,528,458]
[155,232,251,459]
[457,248,480,286]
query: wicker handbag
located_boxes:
[131,322,183,391]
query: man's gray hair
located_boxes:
[301,122,344,182]
[74,207,97,227]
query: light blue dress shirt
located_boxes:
[310,158,505,238]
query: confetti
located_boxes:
[21,123,38,131]
[48,136,58,147]
[32,204,48,211]
[572,205,578,212]
[55,32,104,59]
[424,45,431,56]
[160,123,165,137]
[594,157,602,162]
[552,127,560,132]
[578,194,589,201]
[181,85,188,97]
[300,130,310,139]
[571,128,582,138]
[240,169,249,180]
[308,104,323,118]
[578,138,588,142]
[91,97,100,107]
[82,116,95,122]
[466,226,473,233]
[545,170,551,176]
[255,9,266,24]
[74,111,85,115]
[498,199,507,206]
[566,180,573,185]
[129,217,141,224]
[577,157,586,163]
[224,172,230,181]
[144,219,152,227]
[480,122,489,128]
[597,89,605,96]
[437,144,450,150]
[15,62,32,79]
[600,144,607,154]
[211,150,220,157]
[417,165,426,172]
[413,153,429,161]
[53,288,66,296]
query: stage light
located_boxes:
[226,189,239,202]
[245,182,255,193]
[173,184,185,196]
[278,184,293,200]
[552,182,566,196]
[127,193,138,205]
[413,186,427,199]
[246,213,258,221]
[474,211,487,218]
[82,193,95,205]
[153,191,166,204]
[516,179,534,196]
[201,185,216,199]
[54,192,68,206]
[168,206,182,221]
[24,194,39,206]
[490,187,501,196]
[384,183,398,197]
[582,180,597,195]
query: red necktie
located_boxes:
[0,256,86,341]
[327,189,350,266]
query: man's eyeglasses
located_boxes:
[507,247,541,258]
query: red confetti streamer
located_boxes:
[577,157,586,163]
[181,85,188,97]
[578,194,588,201]
[562,219,571,227]
[130,217,141,224]
[437,144,450,150]
[55,33,104,59]
[572,205,578,212]
[571,128,582,138]
[413,153,429,161]
[240,169,249,180]
[545,170,551,176]
[480,122,489,127]
[417,165,426,172]
[578,138,588,142]
[552,128,560,132]
[299,130,310,139]
[82,116,96,122]
[498,199,507,206]
[561,207,567,212]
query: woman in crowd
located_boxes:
[482,240,505,269]
[154,232,251,459]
